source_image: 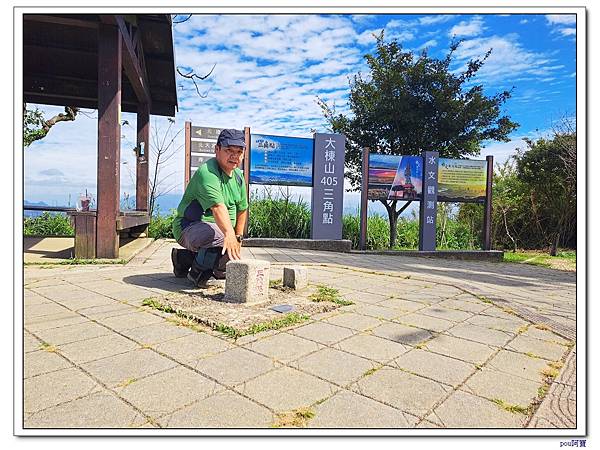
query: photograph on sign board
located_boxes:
[249,134,313,186]
[368,154,422,201]
[388,155,423,201]
[438,158,487,203]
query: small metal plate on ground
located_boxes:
[270,304,294,313]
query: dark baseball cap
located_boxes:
[217,129,246,148]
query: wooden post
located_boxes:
[184,121,191,187]
[136,101,149,212]
[359,147,370,250]
[243,126,251,238]
[70,212,97,259]
[96,24,122,258]
[483,155,494,250]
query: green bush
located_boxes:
[23,212,74,236]
[248,191,311,239]
[148,210,176,239]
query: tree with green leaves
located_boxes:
[23,104,79,147]
[514,131,576,255]
[319,33,518,247]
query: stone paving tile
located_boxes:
[353,303,407,321]
[158,390,273,428]
[437,298,490,314]
[120,321,195,346]
[24,390,146,428]
[155,332,235,363]
[116,366,222,418]
[81,349,178,388]
[341,291,391,304]
[24,332,42,353]
[193,347,277,386]
[24,302,72,318]
[311,389,416,428]
[235,366,337,412]
[24,290,53,305]
[325,312,383,332]
[292,347,378,386]
[57,333,139,364]
[24,350,72,378]
[242,332,322,363]
[396,313,455,333]
[467,314,527,334]
[462,368,541,407]
[431,390,525,428]
[34,321,111,346]
[32,286,118,311]
[371,322,433,345]
[24,367,102,413]
[289,321,356,345]
[76,302,140,320]
[506,334,568,361]
[378,297,425,312]
[393,349,475,387]
[97,311,166,332]
[25,311,90,332]
[486,350,550,383]
[416,419,443,428]
[336,334,410,363]
[419,306,473,323]
[422,334,496,365]
[351,367,450,417]
[445,323,513,347]
[524,326,572,346]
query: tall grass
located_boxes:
[23,212,74,236]
[247,187,311,239]
[148,210,176,239]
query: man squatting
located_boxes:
[171,129,248,287]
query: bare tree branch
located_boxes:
[172,14,192,24]
[176,64,216,98]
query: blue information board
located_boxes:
[249,134,313,186]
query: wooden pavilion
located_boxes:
[23,14,178,258]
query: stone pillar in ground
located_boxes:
[225,260,270,304]
[283,266,308,290]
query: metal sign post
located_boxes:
[419,151,439,251]
[483,155,494,250]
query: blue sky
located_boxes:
[23,12,578,210]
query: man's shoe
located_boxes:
[171,248,195,278]
[187,259,214,288]
[213,252,230,280]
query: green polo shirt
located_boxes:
[172,158,248,242]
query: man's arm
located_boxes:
[211,203,241,260]
[234,208,248,237]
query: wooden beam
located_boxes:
[116,213,150,231]
[136,102,150,211]
[96,24,122,259]
[101,15,152,106]
[359,147,370,250]
[24,14,98,29]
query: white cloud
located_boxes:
[545,15,576,25]
[419,15,453,26]
[560,28,576,37]
[417,39,438,51]
[519,19,529,25]
[449,16,485,37]
[452,34,564,84]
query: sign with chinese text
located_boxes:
[249,134,313,186]
[189,126,221,181]
[311,133,345,239]
[419,151,439,251]
[438,158,487,203]
[367,154,423,201]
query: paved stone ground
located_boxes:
[21,239,577,429]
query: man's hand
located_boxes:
[223,232,241,260]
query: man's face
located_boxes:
[215,145,245,173]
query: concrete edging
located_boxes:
[243,238,352,253]
[351,249,504,262]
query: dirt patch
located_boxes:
[154,283,342,334]
[545,259,576,272]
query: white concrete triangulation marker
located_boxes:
[283,266,308,290]
[225,259,270,304]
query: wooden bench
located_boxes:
[68,210,150,259]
